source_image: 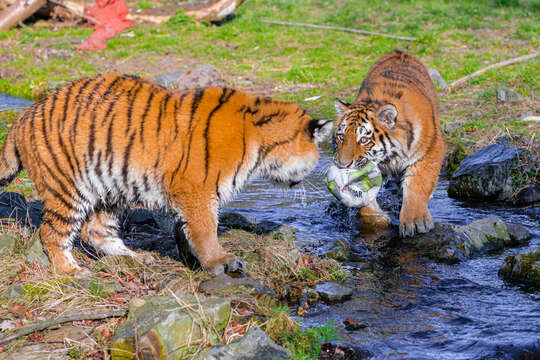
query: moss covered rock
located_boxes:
[110,294,230,359]
[499,247,540,288]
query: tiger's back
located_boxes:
[1,73,332,275]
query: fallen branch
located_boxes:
[447,52,540,91]
[0,0,47,31]
[0,309,127,346]
[48,0,100,24]
[261,19,417,41]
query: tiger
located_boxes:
[333,50,446,237]
[0,73,332,275]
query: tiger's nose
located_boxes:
[334,158,354,169]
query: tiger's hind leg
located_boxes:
[80,210,154,264]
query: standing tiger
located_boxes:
[333,50,446,237]
[0,73,332,275]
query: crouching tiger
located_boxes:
[333,50,446,237]
[0,73,332,275]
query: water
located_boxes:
[226,155,540,359]
[0,93,32,111]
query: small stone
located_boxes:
[153,70,186,88]
[315,281,353,303]
[25,236,50,267]
[515,186,540,206]
[471,110,483,119]
[0,233,16,254]
[499,247,540,288]
[197,327,292,360]
[321,239,351,262]
[4,283,24,299]
[428,68,448,90]
[219,212,252,231]
[343,318,367,331]
[496,86,524,103]
[173,65,225,90]
[506,223,531,244]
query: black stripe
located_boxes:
[182,89,205,173]
[69,78,95,175]
[126,83,144,134]
[122,132,136,189]
[253,110,281,126]
[47,89,59,132]
[157,93,171,136]
[215,171,221,200]
[232,119,246,189]
[203,88,235,182]
[140,91,155,143]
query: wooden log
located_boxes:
[0,0,47,30]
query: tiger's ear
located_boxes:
[308,119,333,145]
[334,98,350,118]
[376,104,397,129]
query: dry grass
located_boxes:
[0,224,346,359]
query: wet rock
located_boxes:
[506,223,531,244]
[321,239,351,262]
[448,144,524,200]
[153,70,186,88]
[25,236,50,267]
[320,342,373,359]
[496,86,524,103]
[111,294,230,359]
[173,65,225,90]
[0,192,29,225]
[402,217,511,263]
[0,233,16,254]
[428,68,448,90]
[219,212,252,231]
[515,186,540,206]
[343,318,368,331]
[197,327,292,360]
[199,273,276,297]
[315,281,353,303]
[499,247,540,288]
[267,224,297,243]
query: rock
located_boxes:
[428,68,448,90]
[315,281,353,303]
[2,343,71,360]
[173,65,225,90]
[515,186,540,206]
[402,217,511,263]
[198,273,276,297]
[267,225,297,243]
[110,294,230,359]
[4,283,24,299]
[448,144,524,200]
[25,236,50,267]
[320,342,373,359]
[471,110,483,118]
[197,327,292,360]
[153,70,186,88]
[77,278,122,295]
[499,247,540,288]
[219,212,253,231]
[343,318,367,331]
[321,239,351,262]
[0,233,16,254]
[506,223,531,244]
[0,192,29,226]
[496,86,524,103]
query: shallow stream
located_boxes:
[226,155,540,360]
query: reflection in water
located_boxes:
[226,155,540,359]
[0,94,32,111]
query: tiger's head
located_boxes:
[333,98,400,170]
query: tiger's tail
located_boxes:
[0,129,22,187]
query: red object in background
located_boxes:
[77,0,132,51]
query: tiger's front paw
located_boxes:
[359,209,391,229]
[204,253,245,276]
[399,209,434,237]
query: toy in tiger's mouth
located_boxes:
[325,162,382,208]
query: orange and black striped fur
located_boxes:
[333,50,446,237]
[0,74,332,275]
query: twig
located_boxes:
[261,19,417,41]
[47,0,100,24]
[447,52,540,91]
[0,309,127,346]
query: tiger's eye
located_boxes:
[360,137,369,144]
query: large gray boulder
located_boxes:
[111,294,230,359]
[448,144,524,200]
[315,281,353,303]
[197,327,292,360]
[402,217,512,263]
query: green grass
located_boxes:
[281,322,341,359]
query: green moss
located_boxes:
[281,322,340,360]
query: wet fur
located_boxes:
[0,73,331,275]
[334,50,446,237]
